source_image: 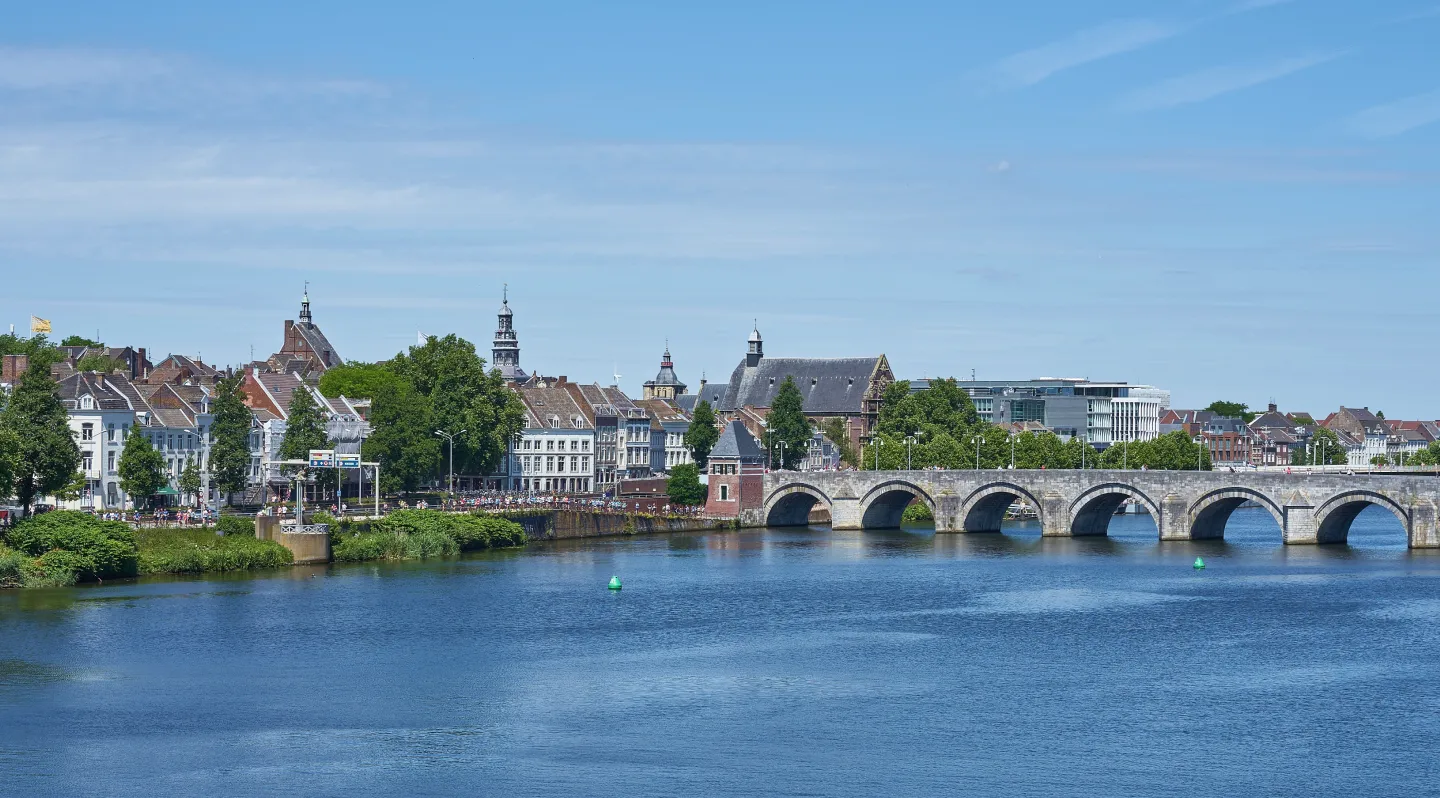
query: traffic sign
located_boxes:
[309,449,335,468]
[337,454,361,469]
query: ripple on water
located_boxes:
[967,587,1198,615]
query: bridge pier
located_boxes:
[1409,500,1439,548]
[1038,492,1072,537]
[1280,505,1319,545]
[829,498,862,531]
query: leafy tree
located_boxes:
[1098,432,1209,470]
[209,373,252,502]
[819,417,858,467]
[318,361,395,399]
[388,334,524,477]
[76,354,127,373]
[1063,436,1101,469]
[118,427,167,510]
[764,377,811,470]
[1370,455,1389,466]
[1407,442,1440,467]
[0,427,18,503]
[0,332,61,372]
[179,456,202,505]
[279,386,335,500]
[0,362,81,515]
[55,471,87,503]
[363,377,441,494]
[60,335,103,348]
[1205,401,1256,423]
[684,400,720,469]
[666,462,706,506]
[1376,410,1385,420]
[876,378,978,440]
[1292,426,1347,466]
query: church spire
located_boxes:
[300,281,312,325]
[492,286,525,382]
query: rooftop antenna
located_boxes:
[613,362,622,387]
[503,282,508,303]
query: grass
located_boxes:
[134,528,293,575]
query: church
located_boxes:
[705,325,893,455]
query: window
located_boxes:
[107,424,116,442]
[107,451,116,472]
[719,484,729,501]
[546,456,554,472]
[81,423,94,441]
[570,456,579,471]
[80,395,93,409]
[583,440,590,451]
[547,440,555,451]
[82,452,93,472]
[581,457,589,471]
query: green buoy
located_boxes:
[608,575,622,590]
[1193,557,1205,570]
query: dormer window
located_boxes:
[80,395,94,410]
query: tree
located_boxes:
[55,471,87,503]
[1376,410,1386,420]
[388,334,524,477]
[209,373,252,503]
[0,427,18,503]
[318,361,395,400]
[819,417,858,467]
[279,386,334,500]
[179,456,202,506]
[876,378,978,440]
[1370,455,1390,466]
[76,354,127,373]
[666,462,706,506]
[0,332,61,372]
[1205,401,1256,424]
[59,335,103,348]
[118,426,166,510]
[363,377,441,494]
[1063,436,1101,469]
[765,377,811,470]
[1293,426,1348,466]
[0,362,81,515]
[684,400,720,469]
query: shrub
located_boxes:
[133,528,293,574]
[332,530,458,562]
[6,511,138,581]
[215,515,256,537]
[901,503,934,524]
[0,546,27,589]
[450,514,527,550]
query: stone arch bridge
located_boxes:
[758,470,1440,547]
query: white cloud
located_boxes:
[0,47,173,89]
[982,18,1181,89]
[1347,89,1440,137]
[1119,53,1341,111]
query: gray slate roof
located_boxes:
[710,420,765,461]
[719,357,879,414]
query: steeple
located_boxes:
[492,284,526,382]
[299,282,313,326]
[746,321,763,368]
[643,340,686,400]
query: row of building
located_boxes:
[1163,404,1440,468]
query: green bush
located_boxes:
[215,515,256,537]
[332,530,458,562]
[901,503,934,524]
[449,514,527,550]
[26,550,88,587]
[0,546,28,589]
[5,511,138,581]
[134,528,293,574]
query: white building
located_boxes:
[509,379,596,493]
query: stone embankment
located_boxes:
[496,510,732,541]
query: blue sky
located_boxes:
[1,0,1438,415]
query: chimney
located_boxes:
[137,347,147,378]
[1268,402,1277,413]
[558,376,568,386]
[2,354,27,382]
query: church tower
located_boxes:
[643,343,687,400]
[746,323,764,368]
[492,287,527,382]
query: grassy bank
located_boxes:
[0,510,291,588]
[134,528,292,574]
[327,509,527,563]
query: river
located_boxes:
[3,508,1438,796]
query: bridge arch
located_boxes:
[858,480,934,530]
[960,482,1046,533]
[764,483,833,527]
[1069,483,1160,537]
[1188,487,1285,540]
[1313,490,1410,544]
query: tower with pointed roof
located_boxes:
[746,323,764,368]
[642,342,687,400]
[492,286,528,382]
[270,285,340,377]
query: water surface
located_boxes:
[3,508,1438,796]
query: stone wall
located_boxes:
[255,516,332,563]
[502,511,731,541]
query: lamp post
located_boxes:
[905,433,922,470]
[1123,439,1129,471]
[434,429,464,499]
[971,434,985,470]
[775,440,788,471]
[875,438,883,471]
[1194,436,1204,471]
[1010,433,1017,469]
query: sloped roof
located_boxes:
[57,372,132,411]
[513,383,593,429]
[634,398,691,424]
[1249,411,1292,430]
[710,420,764,461]
[720,357,880,414]
[294,323,342,370]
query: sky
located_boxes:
[1,0,1438,415]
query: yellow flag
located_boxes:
[30,316,51,334]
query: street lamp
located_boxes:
[905,432,923,470]
[874,438,884,471]
[1009,433,1017,469]
[775,440,788,471]
[971,434,985,470]
[1193,436,1204,471]
[1123,439,1129,471]
[434,429,464,498]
